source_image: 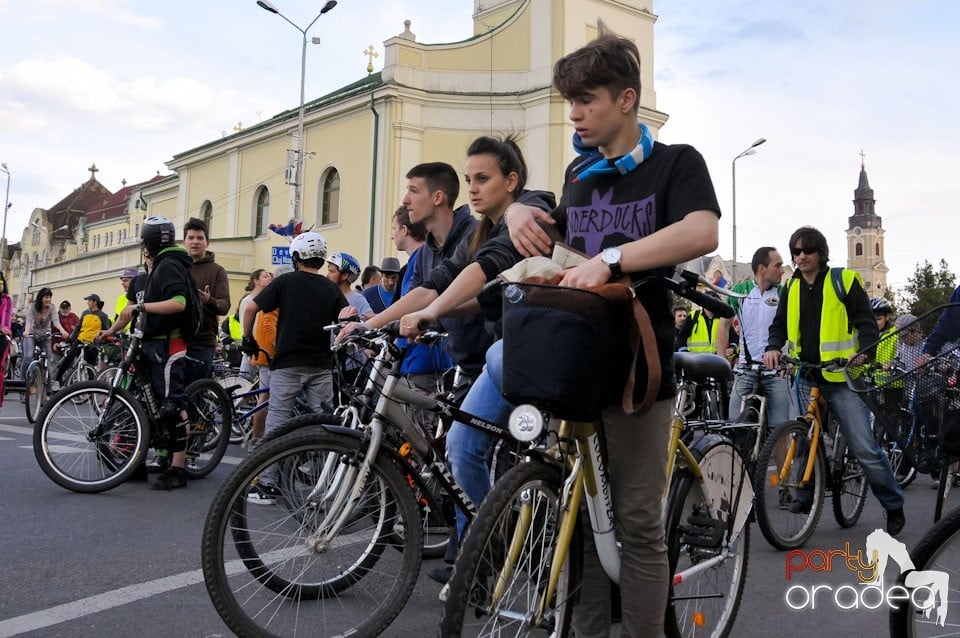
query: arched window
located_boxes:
[254,187,270,237]
[855,242,863,256]
[201,200,213,229]
[875,243,880,256]
[320,169,340,226]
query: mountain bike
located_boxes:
[201,322,524,638]
[441,269,751,638]
[753,356,868,550]
[32,315,232,493]
[24,332,53,423]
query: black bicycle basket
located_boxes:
[846,303,960,470]
[500,282,634,421]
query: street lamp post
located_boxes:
[1,162,10,245]
[731,138,766,264]
[256,0,337,225]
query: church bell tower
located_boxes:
[846,152,888,296]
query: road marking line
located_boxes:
[0,547,313,636]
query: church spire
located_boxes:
[850,150,877,222]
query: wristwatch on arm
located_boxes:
[601,246,623,279]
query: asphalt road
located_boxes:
[0,390,950,637]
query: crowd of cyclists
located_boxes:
[6,25,960,637]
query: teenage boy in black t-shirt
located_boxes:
[492,31,722,636]
[240,231,348,504]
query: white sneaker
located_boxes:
[438,583,450,602]
[50,380,61,393]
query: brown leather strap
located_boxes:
[628,297,661,416]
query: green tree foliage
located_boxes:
[901,259,956,317]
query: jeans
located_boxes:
[728,371,794,426]
[446,340,513,543]
[260,366,334,486]
[573,399,673,638]
[21,335,53,379]
[185,344,215,387]
[798,377,904,511]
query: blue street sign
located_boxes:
[271,246,291,265]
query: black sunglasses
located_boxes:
[791,246,818,256]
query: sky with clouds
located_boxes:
[1,0,956,294]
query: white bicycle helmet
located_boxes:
[870,297,893,315]
[289,231,328,262]
[327,252,362,283]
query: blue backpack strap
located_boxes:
[831,267,847,304]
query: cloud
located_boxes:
[32,0,163,29]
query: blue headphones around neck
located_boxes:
[571,122,654,183]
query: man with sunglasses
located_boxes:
[764,226,906,535]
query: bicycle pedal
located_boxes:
[679,515,724,548]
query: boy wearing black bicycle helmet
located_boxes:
[108,215,198,490]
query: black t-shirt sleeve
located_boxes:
[254,278,282,313]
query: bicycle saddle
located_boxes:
[673,352,732,382]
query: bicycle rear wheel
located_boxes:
[831,438,868,528]
[201,426,421,638]
[889,504,960,636]
[183,379,232,479]
[753,420,827,550]
[25,362,44,423]
[665,464,749,638]
[441,461,576,637]
[220,374,255,443]
[33,381,150,493]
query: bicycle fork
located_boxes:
[304,423,385,553]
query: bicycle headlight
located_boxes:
[508,404,544,442]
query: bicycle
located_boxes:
[847,306,960,521]
[32,314,233,493]
[441,270,752,638]
[888,502,960,636]
[201,322,524,638]
[24,332,54,423]
[752,356,869,550]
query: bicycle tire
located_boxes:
[220,374,255,443]
[753,420,827,550]
[33,381,150,493]
[182,379,232,479]
[441,460,577,638]
[665,440,750,638]
[934,460,960,523]
[25,361,44,423]
[96,366,121,384]
[201,426,422,638]
[67,364,97,404]
[889,504,960,636]
[831,440,868,528]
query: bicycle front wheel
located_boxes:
[666,441,750,638]
[441,461,576,638]
[33,381,150,493]
[753,420,827,550]
[201,426,422,638]
[25,362,45,424]
[831,438,868,528]
[889,504,960,636]
[183,379,232,479]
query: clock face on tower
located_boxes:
[854,227,862,236]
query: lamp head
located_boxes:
[751,138,767,148]
[321,1,337,13]
[256,0,279,14]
